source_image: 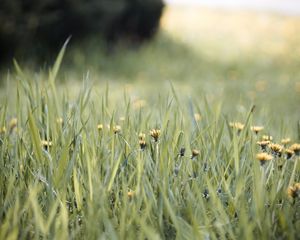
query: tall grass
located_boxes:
[0,45,299,239]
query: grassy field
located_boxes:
[0,6,300,239]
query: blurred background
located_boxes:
[0,0,300,124]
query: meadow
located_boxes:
[0,6,300,239]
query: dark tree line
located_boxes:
[0,0,164,63]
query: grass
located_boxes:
[0,6,300,239]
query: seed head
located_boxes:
[150,129,160,142]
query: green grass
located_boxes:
[1,6,300,239]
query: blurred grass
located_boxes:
[1,6,300,125]
[0,6,300,239]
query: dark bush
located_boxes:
[0,0,164,63]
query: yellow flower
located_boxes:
[41,140,52,150]
[262,135,273,141]
[281,138,291,145]
[284,148,294,160]
[150,129,160,142]
[289,143,300,156]
[250,126,264,134]
[113,125,121,134]
[191,149,200,159]
[257,140,270,151]
[287,183,300,198]
[229,122,244,132]
[256,152,273,164]
[97,124,103,131]
[138,133,146,141]
[269,143,283,156]
[127,190,135,198]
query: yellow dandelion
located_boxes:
[257,140,270,150]
[127,190,135,198]
[262,135,273,141]
[194,113,201,121]
[97,124,103,131]
[150,129,160,142]
[256,152,273,164]
[138,133,146,141]
[287,183,300,198]
[9,118,17,132]
[284,148,294,160]
[281,138,291,145]
[113,125,121,134]
[191,149,200,159]
[250,126,264,134]
[41,140,52,150]
[289,143,300,156]
[229,122,244,131]
[269,143,283,156]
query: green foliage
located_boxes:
[0,0,164,62]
